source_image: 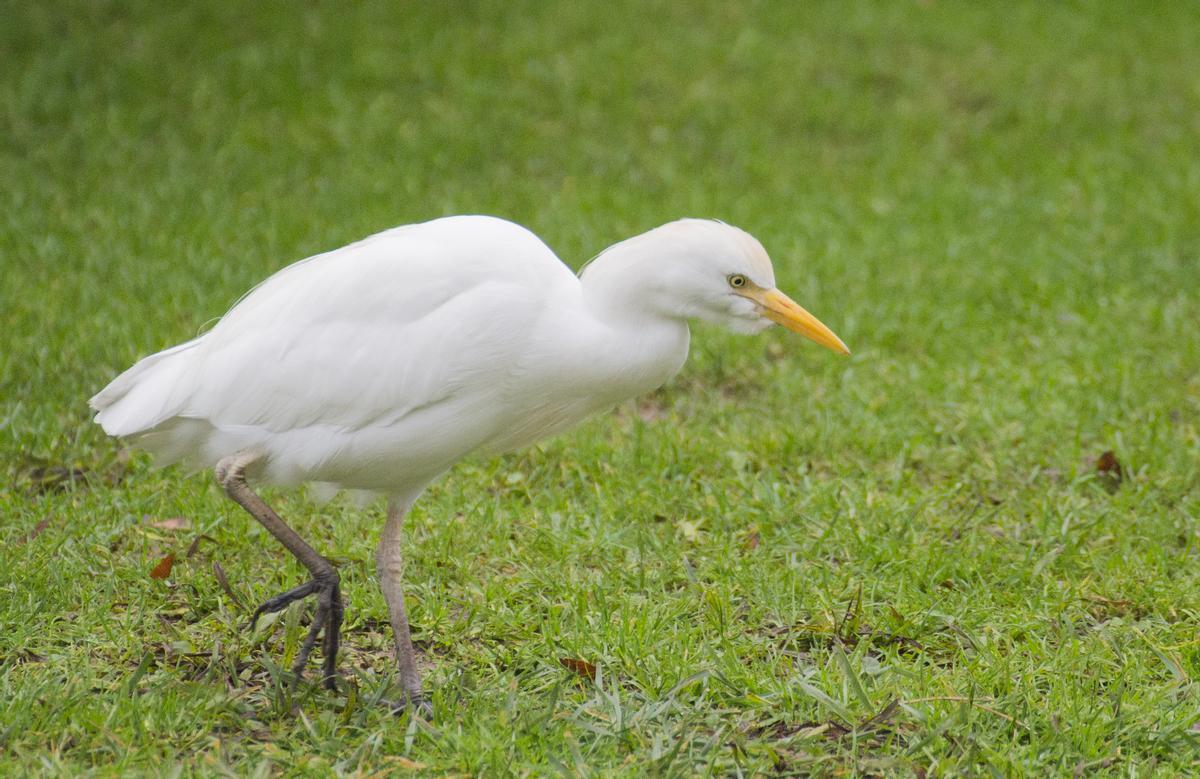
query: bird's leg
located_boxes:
[215,451,343,691]
[376,500,427,711]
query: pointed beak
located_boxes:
[750,288,850,355]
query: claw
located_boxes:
[385,693,433,718]
[248,574,343,690]
[245,579,320,631]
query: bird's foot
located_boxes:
[246,571,344,691]
[384,690,432,718]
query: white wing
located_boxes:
[93,215,578,489]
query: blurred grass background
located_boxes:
[2,1,1199,774]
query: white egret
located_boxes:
[91,215,848,707]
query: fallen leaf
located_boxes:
[186,534,217,559]
[22,465,91,494]
[636,398,667,422]
[559,657,597,681]
[1039,468,1062,484]
[150,553,176,580]
[19,517,51,544]
[859,697,901,730]
[212,561,245,609]
[1085,594,1132,608]
[1096,450,1123,487]
[147,517,191,532]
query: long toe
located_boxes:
[320,583,344,690]
[245,579,320,631]
[386,693,432,718]
[290,598,330,680]
[248,575,344,687]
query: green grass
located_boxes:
[3,0,1200,774]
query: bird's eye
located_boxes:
[728,274,748,289]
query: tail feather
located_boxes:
[90,337,204,437]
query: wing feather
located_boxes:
[184,216,572,434]
[101,215,579,488]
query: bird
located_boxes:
[90,214,849,709]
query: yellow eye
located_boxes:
[728,274,747,289]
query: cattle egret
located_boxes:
[91,215,849,708]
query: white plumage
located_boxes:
[91,214,848,704]
[97,217,583,501]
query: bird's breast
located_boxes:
[478,317,690,455]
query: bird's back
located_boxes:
[92,215,578,495]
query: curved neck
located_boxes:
[579,231,677,327]
[570,228,700,400]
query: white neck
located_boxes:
[579,228,683,327]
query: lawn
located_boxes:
[3,0,1199,774]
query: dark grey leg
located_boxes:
[215,451,343,691]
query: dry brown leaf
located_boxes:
[1096,451,1123,482]
[636,398,667,422]
[559,657,597,681]
[147,517,191,532]
[186,534,217,559]
[212,561,246,609]
[150,553,176,580]
[20,517,51,544]
[860,697,902,730]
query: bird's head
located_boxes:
[586,219,850,354]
